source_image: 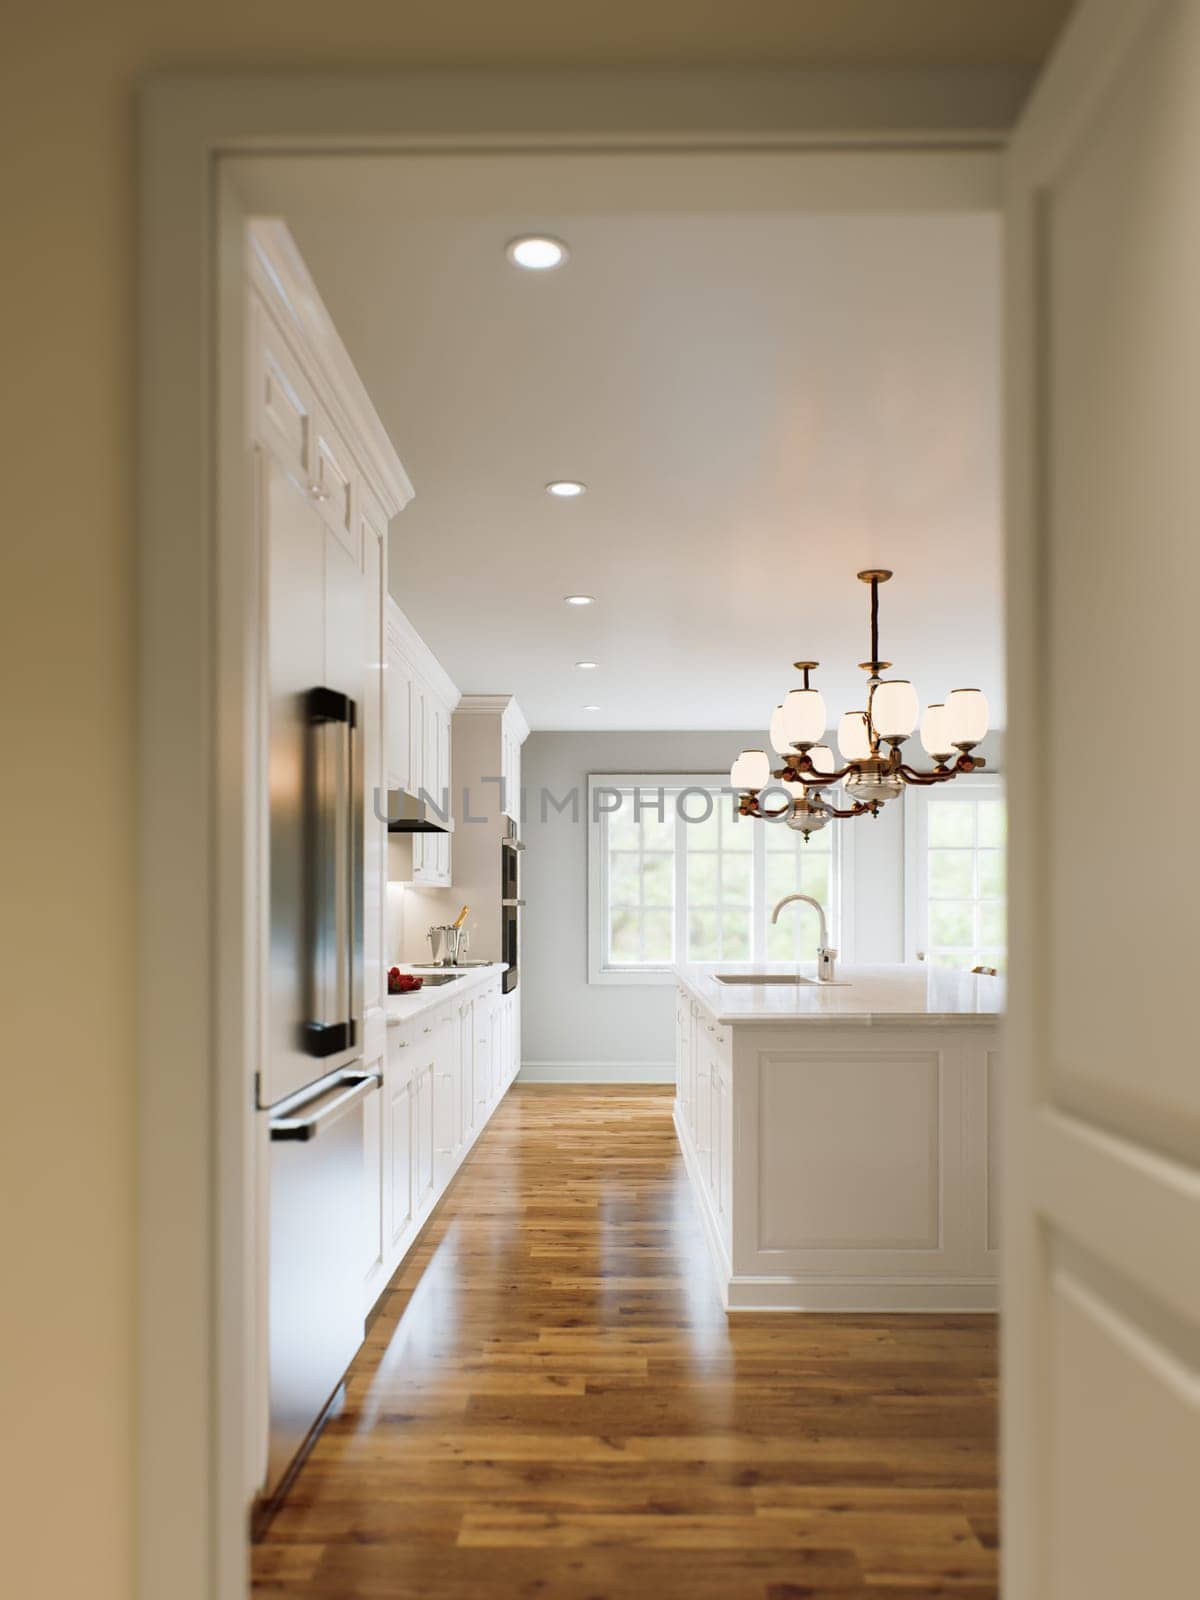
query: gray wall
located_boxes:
[519,727,1004,1081]
[520,730,749,1079]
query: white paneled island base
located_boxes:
[674,963,1003,1313]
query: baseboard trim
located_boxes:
[724,1278,998,1313]
[519,1060,675,1084]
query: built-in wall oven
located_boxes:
[500,817,523,994]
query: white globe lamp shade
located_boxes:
[871,679,919,741]
[804,743,836,784]
[920,703,953,761]
[946,688,989,750]
[837,711,872,763]
[769,703,789,756]
[730,749,770,791]
[781,688,826,748]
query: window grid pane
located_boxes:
[602,784,840,973]
[926,795,1006,972]
[606,789,677,966]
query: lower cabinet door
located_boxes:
[695,1060,711,1165]
[474,997,494,1114]
[707,1056,720,1198]
[362,1066,385,1289]
[389,1078,414,1250]
[414,1062,435,1209]
[459,1003,476,1145]
[716,1070,732,1245]
[433,1008,460,1187]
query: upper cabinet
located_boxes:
[385,598,459,888]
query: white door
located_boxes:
[1004,3,1200,1595]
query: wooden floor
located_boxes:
[253,1086,998,1598]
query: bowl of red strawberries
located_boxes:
[387,967,423,995]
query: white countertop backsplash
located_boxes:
[674,962,1004,1026]
[384,962,508,1025]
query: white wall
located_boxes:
[519,727,1004,1081]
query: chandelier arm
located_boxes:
[783,757,858,784]
[739,796,792,820]
[814,799,874,820]
[896,753,988,785]
[895,764,960,786]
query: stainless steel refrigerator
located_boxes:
[257,454,377,1501]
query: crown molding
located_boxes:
[248,220,414,517]
[456,694,530,743]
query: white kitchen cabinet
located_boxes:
[360,489,387,1023]
[369,974,513,1312]
[493,990,520,1089]
[432,1004,462,1187]
[672,968,1002,1311]
[675,986,692,1130]
[386,631,455,889]
[384,625,412,795]
[251,298,315,483]
[362,1070,385,1299]
[389,1072,414,1252]
[413,1053,435,1213]
[472,990,495,1115]
[457,999,476,1146]
[501,724,521,820]
[311,405,358,562]
[507,989,521,1085]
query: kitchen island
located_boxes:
[674,962,1003,1312]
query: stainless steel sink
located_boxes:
[713,972,821,986]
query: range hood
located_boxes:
[384,789,455,834]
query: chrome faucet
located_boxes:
[770,893,837,982]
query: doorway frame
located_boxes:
[138,66,1023,1600]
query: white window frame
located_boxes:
[588,772,854,985]
[904,775,1006,965]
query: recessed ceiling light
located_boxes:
[546,480,586,498]
[575,661,598,670]
[564,594,595,606]
[507,235,569,271]
[583,704,601,712]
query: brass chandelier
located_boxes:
[730,569,989,840]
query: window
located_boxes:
[588,774,849,984]
[905,779,1006,972]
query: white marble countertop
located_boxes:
[675,962,1003,1027]
[384,962,508,1026]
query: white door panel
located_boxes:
[1005,2,1200,1592]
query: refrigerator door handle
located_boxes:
[269,1070,380,1142]
[304,687,359,1059]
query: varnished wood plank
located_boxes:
[253,1087,998,1598]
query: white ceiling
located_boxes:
[233,152,1002,732]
